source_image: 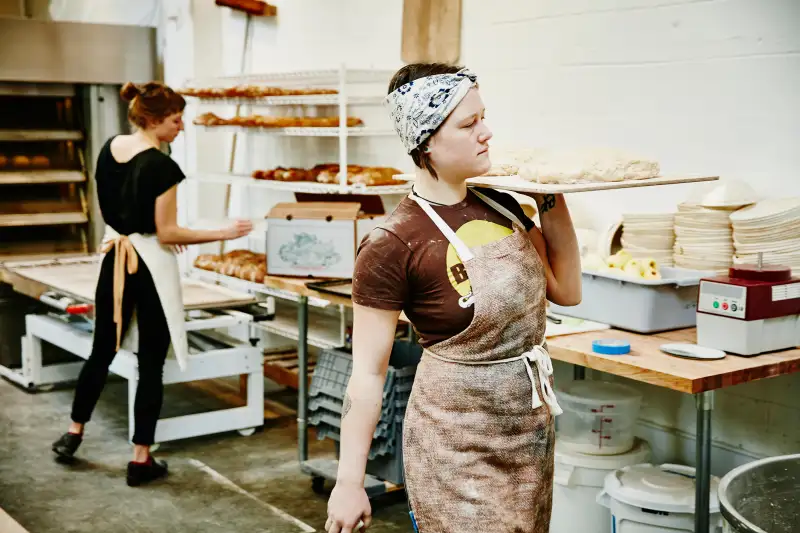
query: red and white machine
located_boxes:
[696,260,800,357]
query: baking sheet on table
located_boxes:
[545,313,610,338]
[305,279,353,298]
[394,174,719,194]
[5,256,256,310]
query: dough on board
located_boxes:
[491,148,660,184]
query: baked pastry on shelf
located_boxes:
[193,113,363,128]
[179,85,338,99]
[249,164,404,187]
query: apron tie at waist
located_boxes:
[100,235,139,352]
[520,346,563,415]
[423,346,563,416]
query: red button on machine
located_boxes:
[722,303,729,310]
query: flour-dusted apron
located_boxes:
[404,189,563,533]
[101,225,189,371]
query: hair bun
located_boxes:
[120,82,142,102]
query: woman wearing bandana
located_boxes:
[325,63,582,533]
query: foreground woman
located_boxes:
[52,81,252,486]
[325,63,582,532]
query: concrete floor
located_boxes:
[0,375,411,533]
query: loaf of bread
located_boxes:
[180,85,338,99]
[250,164,403,187]
[193,250,266,283]
[194,113,363,129]
[12,155,30,168]
[31,155,50,169]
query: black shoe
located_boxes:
[126,458,168,487]
[52,432,82,460]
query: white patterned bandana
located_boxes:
[384,68,478,153]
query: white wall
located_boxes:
[172,0,800,474]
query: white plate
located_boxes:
[660,343,726,360]
[730,197,800,221]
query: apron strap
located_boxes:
[409,193,475,262]
[469,188,529,230]
[100,235,139,352]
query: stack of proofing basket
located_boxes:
[308,340,421,485]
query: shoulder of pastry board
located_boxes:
[266,202,362,221]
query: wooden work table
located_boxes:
[547,327,800,394]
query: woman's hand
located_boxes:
[172,244,187,254]
[222,220,253,241]
[326,481,371,533]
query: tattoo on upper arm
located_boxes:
[342,393,353,419]
[539,194,557,214]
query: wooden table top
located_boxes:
[261,274,354,308]
[1,258,256,310]
[261,274,411,322]
[547,327,800,394]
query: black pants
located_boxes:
[71,250,171,445]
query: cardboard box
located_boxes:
[266,202,383,279]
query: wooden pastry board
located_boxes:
[3,256,256,310]
[394,174,719,194]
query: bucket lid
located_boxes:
[557,380,642,405]
[603,463,721,514]
[556,438,651,470]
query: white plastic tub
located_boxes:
[550,439,651,533]
[556,381,643,455]
[549,267,714,333]
[597,463,723,533]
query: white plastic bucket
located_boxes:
[597,463,723,533]
[550,438,651,533]
[556,381,643,455]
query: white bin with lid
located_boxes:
[597,463,723,533]
[550,438,651,533]
[556,380,643,455]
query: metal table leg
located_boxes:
[297,296,309,463]
[695,391,714,533]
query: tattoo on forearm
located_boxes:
[342,393,353,420]
[539,194,557,214]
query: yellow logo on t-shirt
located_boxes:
[446,220,513,300]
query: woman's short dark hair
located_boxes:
[388,63,463,179]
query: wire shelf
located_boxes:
[189,173,412,195]
[183,95,384,106]
[195,125,395,137]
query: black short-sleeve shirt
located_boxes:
[95,136,186,235]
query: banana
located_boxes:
[623,259,644,277]
[607,251,632,269]
[643,257,659,271]
[643,267,662,280]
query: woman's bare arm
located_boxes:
[526,193,582,306]
[336,304,401,486]
[154,185,250,245]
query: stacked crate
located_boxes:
[309,341,421,484]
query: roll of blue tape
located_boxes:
[592,339,631,355]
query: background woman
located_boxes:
[325,63,582,532]
[51,82,253,487]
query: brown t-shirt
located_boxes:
[352,187,536,347]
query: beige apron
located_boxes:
[100,225,189,371]
[404,189,563,533]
